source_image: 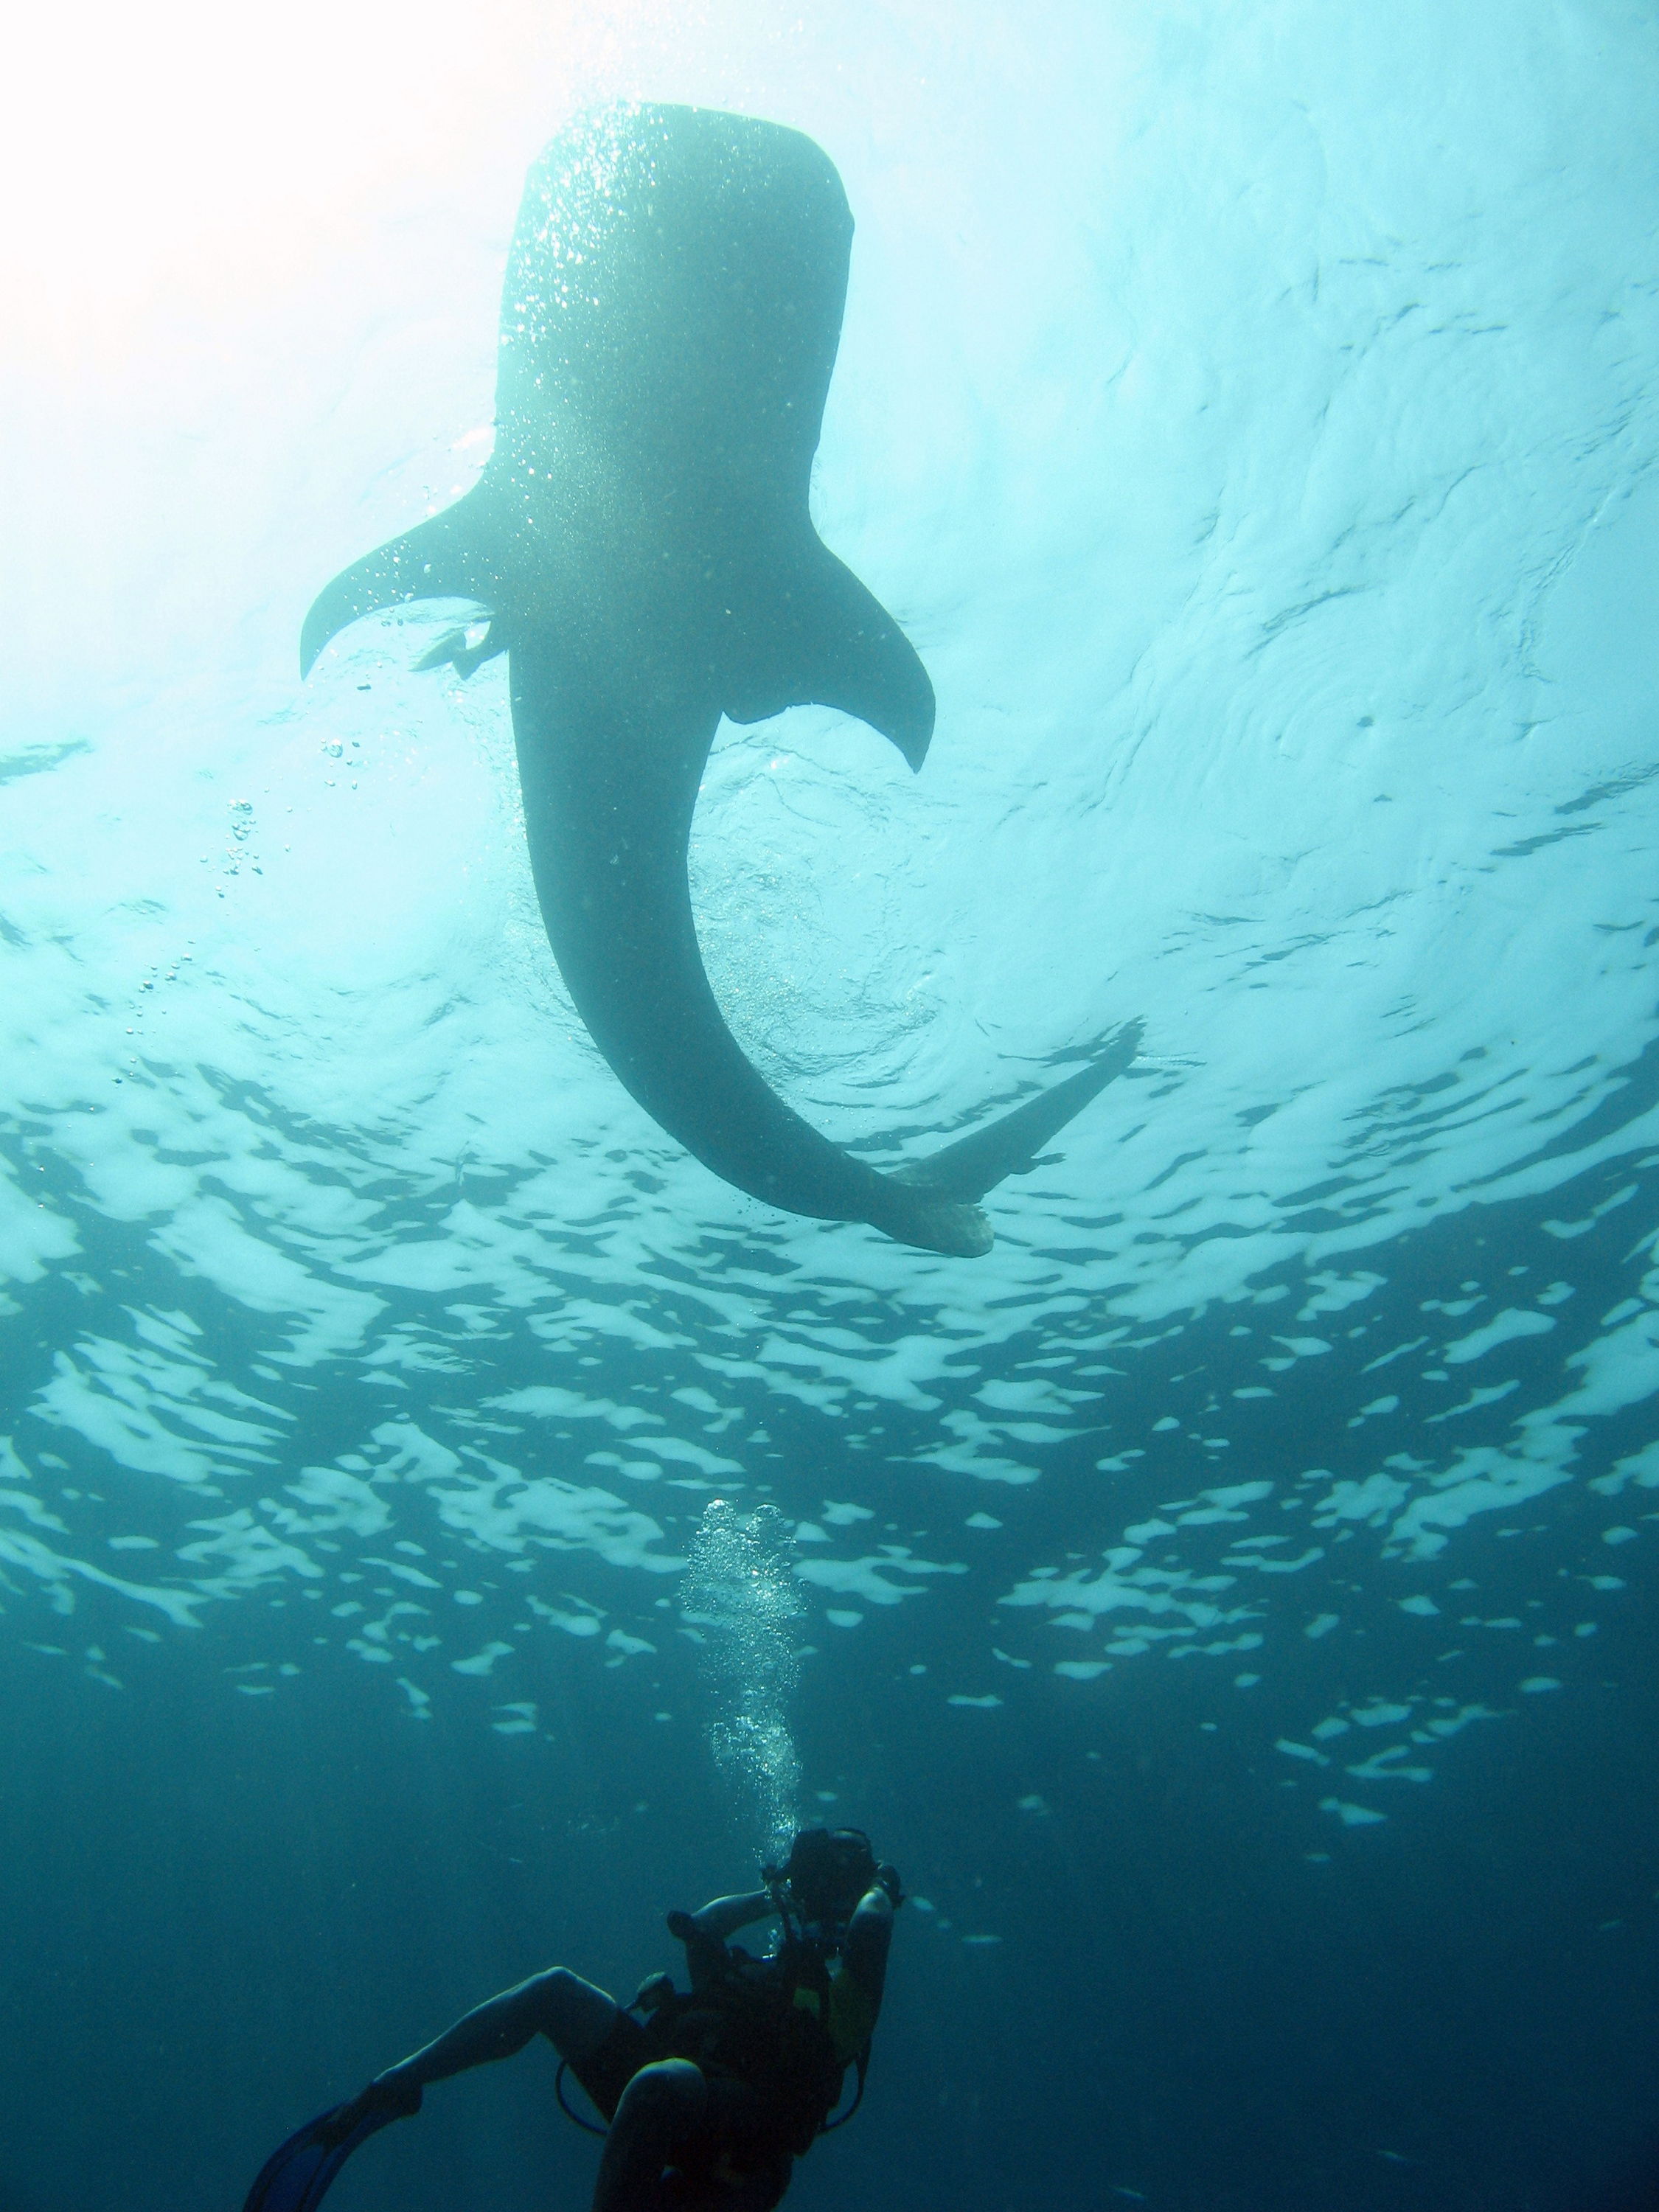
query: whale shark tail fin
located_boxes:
[894,1020,1144,1207]
[724,538,936,773]
[300,492,498,677]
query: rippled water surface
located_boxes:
[3,6,1658,2210]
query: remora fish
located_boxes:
[302,102,1138,1256]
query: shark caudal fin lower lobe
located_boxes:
[893,1021,1144,1207]
[877,1197,995,1259]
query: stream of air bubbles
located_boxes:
[681,1499,804,1860]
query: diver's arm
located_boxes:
[664,1890,776,1989]
[843,1886,894,2018]
[687,1888,776,1941]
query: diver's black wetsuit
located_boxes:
[324,1877,894,2212]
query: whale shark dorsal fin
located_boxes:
[300,490,499,677]
[724,539,936,771]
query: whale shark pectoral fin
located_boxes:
[300,492,499,678]
[892,1020,1144,1205]
[726,541,936,772]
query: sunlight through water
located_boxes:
[4,0,1658,1876]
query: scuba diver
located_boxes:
[244,1826,902,2212]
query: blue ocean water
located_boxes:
[3,4,1658,2208]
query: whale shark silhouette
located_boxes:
[302,102,1138,1256]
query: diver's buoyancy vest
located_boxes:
[642,1936,859,2157]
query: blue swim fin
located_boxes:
[242,2103,398,2212]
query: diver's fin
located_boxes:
[724,538,936,772]
[894,1020,1144,1204]
[301,490,500,677]
[243,2102,398,2212]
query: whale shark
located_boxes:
[302,102,1138,1256]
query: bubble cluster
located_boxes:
[681,1498,804,1859]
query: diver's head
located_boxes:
[770,1826,879,1927]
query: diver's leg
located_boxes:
[374,1966,619,2097]
[322,1966,624,2138]
[591,2059,707,2212]
[517,1966,621,2061]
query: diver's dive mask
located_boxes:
[765,1826,880,1935]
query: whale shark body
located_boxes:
[303,103,1138,1256]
